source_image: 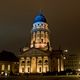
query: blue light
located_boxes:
[33,13,47,23]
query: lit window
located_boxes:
[2,64,5,70]
[8,65,10,71]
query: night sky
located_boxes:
[0,0,80,54]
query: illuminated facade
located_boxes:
[19,12,64,73]
[30,13,50,49]
[19,48,50,73]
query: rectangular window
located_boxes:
[8,65,10,71]
[2,64,5,71]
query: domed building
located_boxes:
[19,12,64,73]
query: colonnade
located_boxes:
[19,56,49,73]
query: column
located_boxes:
[24,57,27,73]
[58,58,60,72]
[30,57,31,73]
[42,56,43,73]
[19,58,24,73]
[36,57,38,73]
[48,57,50,72]
[61,58,64,71]
[43,57,45,72]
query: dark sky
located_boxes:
[0,0,80,54]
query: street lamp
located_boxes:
[64,49,68,53]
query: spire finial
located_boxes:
[40,9,42,13]
[38,9,43,15]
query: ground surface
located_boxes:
[0,75,80,80]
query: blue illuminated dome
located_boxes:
[33,12,47,23]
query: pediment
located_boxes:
[21,48,49,57]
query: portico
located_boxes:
[19,48,49,73]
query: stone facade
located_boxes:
[19,12,64,74]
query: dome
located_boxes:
[33,12,47,23]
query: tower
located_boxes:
[30,12,51,50]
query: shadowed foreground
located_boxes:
[0,75,80,80]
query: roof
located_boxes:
[33,12,47,23]
[0,50,19,62]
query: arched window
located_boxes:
[22,61,25,63]
[44,60,48,64]
[38,60,42,64]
